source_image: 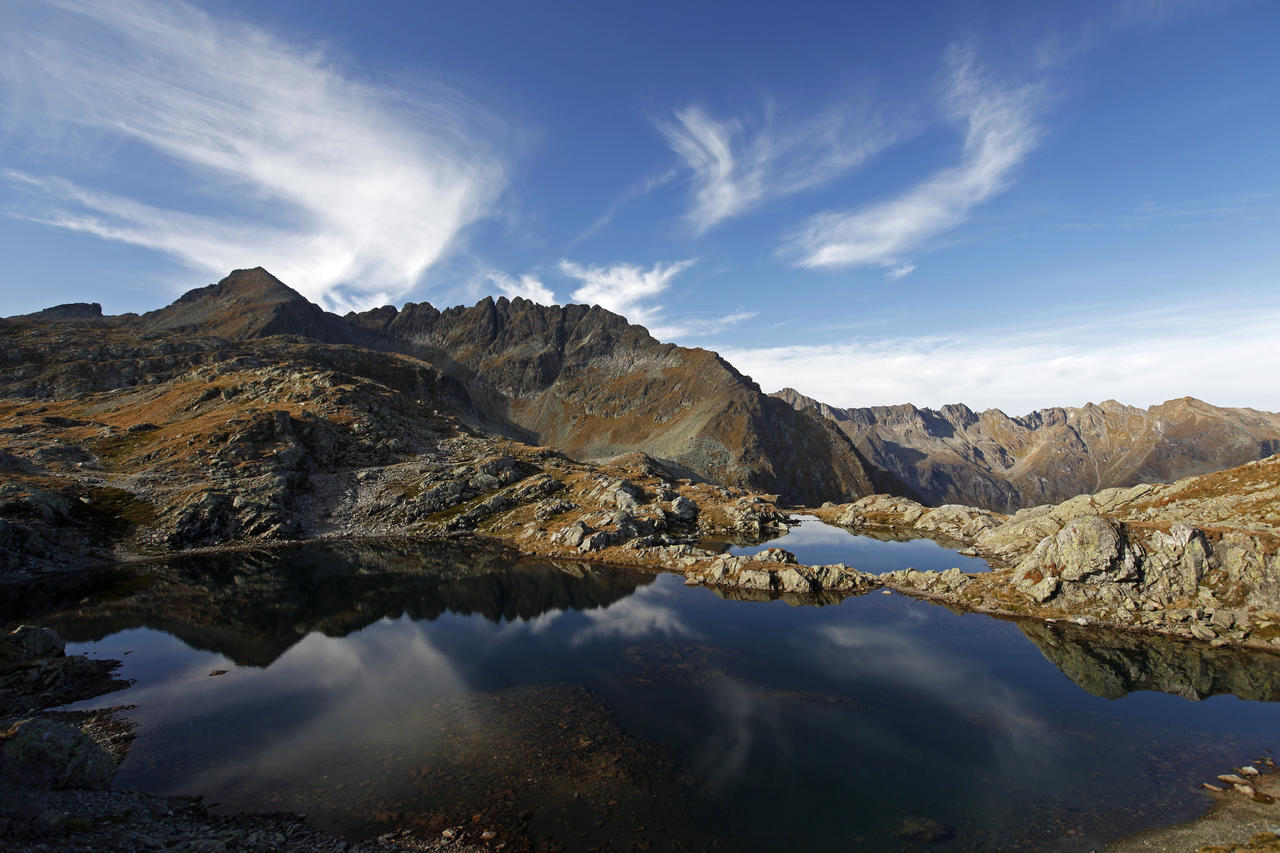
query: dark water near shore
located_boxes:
[725,514,991,572]
[47,539,1280,851]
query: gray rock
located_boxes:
[776,567,814,594]
[1189,623,1217,642]
[0,718,117,790]
[669,495,698,521]
[559,520,591,548]
[2,625,65,660]
[579,530,615,552]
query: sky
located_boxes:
[1,0,1278,414]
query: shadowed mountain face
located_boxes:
[775,388,1280,511]
[347,296,876,505]
[20,267,875,505]
[42,539,654,667]
[1019,619,1280,702]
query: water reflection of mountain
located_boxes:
[43,538,652,666]
[1020,619,1280,702]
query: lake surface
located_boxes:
[726,514,991,572]
[45,539,1280,852]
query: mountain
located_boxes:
[10,268,875,505]
[347,296,875,504]
[775,388,1280,511]
[134,266,359,343]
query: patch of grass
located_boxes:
[92,430,157,464]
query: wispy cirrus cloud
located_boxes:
[486,269,557,305]
[0,0,509,311]
[558,258,697,326]
[568,167,678,248]
[554,257,750,342]
[717,303,1280,414]
[781,47,1041,272]
[660,101,897,234]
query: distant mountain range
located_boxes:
[15,266,1280,510]
[774,388,1280,511]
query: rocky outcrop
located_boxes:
[817,455,1280,648]
[0,717,116,790]
[682,549,877,598]
[776,387,1280,511]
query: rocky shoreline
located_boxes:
[0,624,489,852]
[5,275,1280,850]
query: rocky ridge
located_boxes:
[45,267,877,506]
[776,387,1280,511]
[812,453,1280,649]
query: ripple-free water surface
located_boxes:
[47,540,1280,851]
[727,514,991,572]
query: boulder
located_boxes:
[1,625,65,661]
[558,520,591,548]
[0,718,117,790]
[669,495,698,521]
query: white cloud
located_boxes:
[554,257,749,343]
[716,305,1280,414]
[486,269,557,305]
[558,258,696,326]
[0,0,508,311]
[886,263,916,280]
[782,47,1040,270]
[660,102,895,234]
[571,586,699,647]
[649,310,755,341]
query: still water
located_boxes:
[46,539,1280,852]
[727,514,991,572]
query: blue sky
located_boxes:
[2,0,1278,412]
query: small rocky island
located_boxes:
[4,268,1280,851]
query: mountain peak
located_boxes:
[137,267,356,343]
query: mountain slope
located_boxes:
[136,267,359,343]
[776,388,1280,511]
[347,295,875,504]
[10,268,876,505]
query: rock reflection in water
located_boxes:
[721,514,989,573]
[45,538,653,666]
[1020,619,1280,701]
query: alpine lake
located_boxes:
[29,516,1280,851]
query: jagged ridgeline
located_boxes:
[17,267,876,506]
[776,387,1280,512]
